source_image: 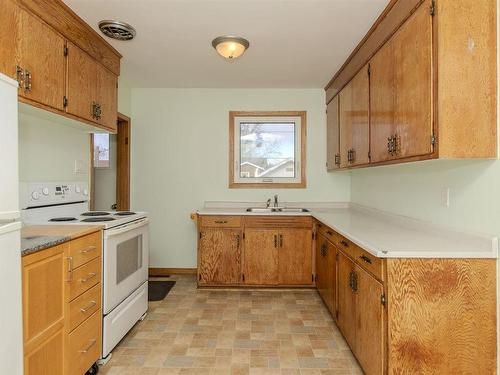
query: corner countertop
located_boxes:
[197,202,498,259]
[21,225,101,257]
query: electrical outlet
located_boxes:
[441,187,450,208]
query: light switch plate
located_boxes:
[74,159,86,174]
[441,187,450,208]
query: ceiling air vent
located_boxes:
[98,20,136,41]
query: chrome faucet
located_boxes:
[266,198,272,208]
[274,194,279,208]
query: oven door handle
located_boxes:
[105,217,149,237]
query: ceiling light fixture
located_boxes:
[211,36,250,60]
[98,20,136,41]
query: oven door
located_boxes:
[103,217,149,314]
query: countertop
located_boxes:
[197,203,498,259]
[21,225,101,257]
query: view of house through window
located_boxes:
[230,111,306,188]
[93,133,110,168]
[240,122,296,178]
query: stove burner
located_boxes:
[81,211,111,216]
[81,217,116,222]
[114,211,136,216]
[49,217,78,222]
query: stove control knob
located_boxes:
[75,186,81,194]
[83,189,88,196]
[42,187,49,196]
[31,191,40,200]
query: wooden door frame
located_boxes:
[89,112,131,211]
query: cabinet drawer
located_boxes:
[68,283,101,332]
[67,257,101,301]
[69,232,101,269]
[200,215,242,228]
[68,309,101,375]
[245,216,312,228]
[317,223,341,245]
[352,246,383,281]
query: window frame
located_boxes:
[229,111,307,189]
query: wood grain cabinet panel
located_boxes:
[326,95,340,170]
[392,2,432,160]
[0,0,19,79]
[339,65,370,168]
[337,251,356,347]
[355,265,384,375]
[278,228,313,285]
[66,42,97,124]
[243,229,279,285]
[97,64,118,132]
[198,229,241,285]
[315,234,336,314]
[24,328,64,375]
[16,7,65,110]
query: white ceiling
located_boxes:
[63,0,389,88]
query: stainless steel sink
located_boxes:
[279,208,309,213]
[246,207,309,213]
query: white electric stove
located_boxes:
[21,181,149,361]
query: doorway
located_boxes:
[90,113,131,211]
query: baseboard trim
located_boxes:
[149,267,197,276]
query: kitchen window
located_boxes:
[229,111,306,188]
[93,133,110,168]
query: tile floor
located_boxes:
[100,275,363,375]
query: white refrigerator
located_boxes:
[0,72,23,374]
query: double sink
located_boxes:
[246,207,309,213]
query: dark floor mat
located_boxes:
[148,280,176,301]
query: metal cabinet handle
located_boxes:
[334,153,341,166]
[214,220,228,224]
[80,245,97,254]
[279,234,283,248]
[326,230,333,236]
[80,272,97,283]
[274,234,278,248]
[349,271,358,292]
[320,243,327,257]
[360,255,372,264]
[79,339,97,353]
[340,240,349,247]
[66,256,73,282]
[236,234,240,248]
[80,300,96,313]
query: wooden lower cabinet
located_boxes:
[22,231,103,375]
[197,215,314,287]
[317,221,497,375]
[198,228,242,285]
[315,233,336,313]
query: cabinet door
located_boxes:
[22,245,66,374]
[393,2,432,159]
[337,251,356,348]
[0,0,19,79]
[339,65,370,167]
[370,39,396,163]
[315,234,335,314]
[66,42,97,123]
[17,7,65,110]
[326,95,340,170]
[199,229,241,285]
[243,229,278,285]
[278,228,312,285]
[355,265,384,375]
[97,64,118,132]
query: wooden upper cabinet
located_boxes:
[392,2,432,160]
[198,229,241,285]
[278,228,312,285]
[339,65,370,168]
[326,95,340,170]
[16,7,65,110]
[355,265,384,375]
[243,229,279,285]
[97,64,118,132]
[0,0,18,79]
[66,42,97,123]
